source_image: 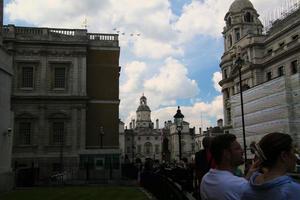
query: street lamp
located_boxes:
[174,106,184,161]
[235,56,247,167]
[99,126,104,148]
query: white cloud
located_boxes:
[132,37,183,59]
[144,57,199,99]
[212,71,222,92]
[4,0,285,130]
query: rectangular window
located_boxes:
[291,60,298,74]
[266,71,272,81]
[235,28,240,41]
[226,108,231,124]
[52,122,64,145]
[224,69,228,79]
[155,145,160,154]
[127,146,131,153]
[54,67,66,89]
[19,122,31,145]
[137,145,141,153]
[21,67,34,88]
[278,66,284,77]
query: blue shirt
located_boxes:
[201,169,248,200]
[241,172,300,200]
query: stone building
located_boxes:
[0,0,14,191]
[219,0,300,152]
[2,24,120,183]
[120,95,196,162]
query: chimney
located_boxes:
[132,119,136,129]
[199,127,202,135]
[156,119,159,129]
[129,122,132,129]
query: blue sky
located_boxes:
[3,0,286,132]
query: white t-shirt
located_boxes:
[200,168,248,200]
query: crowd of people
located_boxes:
[134,132,300,200]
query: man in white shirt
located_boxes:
[200,134,248,200]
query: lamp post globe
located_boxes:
[174,106,184,161]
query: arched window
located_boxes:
[144,142,152,154]
[227,17,232,26]
[244,12,252,22]
[228,35,232,47]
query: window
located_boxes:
[227,17,231,26]
[19,122,31,145]
[292,34,299,40]
[235,28,240,41]
[137,145,142,153]
[278,66,284,77]
[267,49,273,54]
[52,122,64,145]
[21,67,34,88]
[127,146,131,153]
[155,136,158,140]
[138,136,141,140]
[226,108,231,124]
[144,142,152,154]
[146,137,150,140]
[155,145,160,154]
[279,42,285,48]
[291,60,298,74]
[54,67,66,89]
[266,71,272,81]
[228,35,232,47]
[244,12,252,22]
[224,69,228,79]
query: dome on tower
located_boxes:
[137,95,151,112]
[229,0,254,13]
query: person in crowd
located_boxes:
[241,132,300,200]
[194,137,215,190]
[200,134,258,200]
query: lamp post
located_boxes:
[235,56,247,166]
[174,106,184,161]
[99,126,104,148]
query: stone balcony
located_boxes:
[2,24,119,47]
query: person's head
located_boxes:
[210,134,244,167]
[202,136,212,149]
[258,132,296,171]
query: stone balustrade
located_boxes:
[2,25,118,43]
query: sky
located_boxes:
[3,0,291,132]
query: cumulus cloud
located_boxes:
[4,0,285,129]
[144,57,199,99]
[212,71,222,92]
[133,37,183,59]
